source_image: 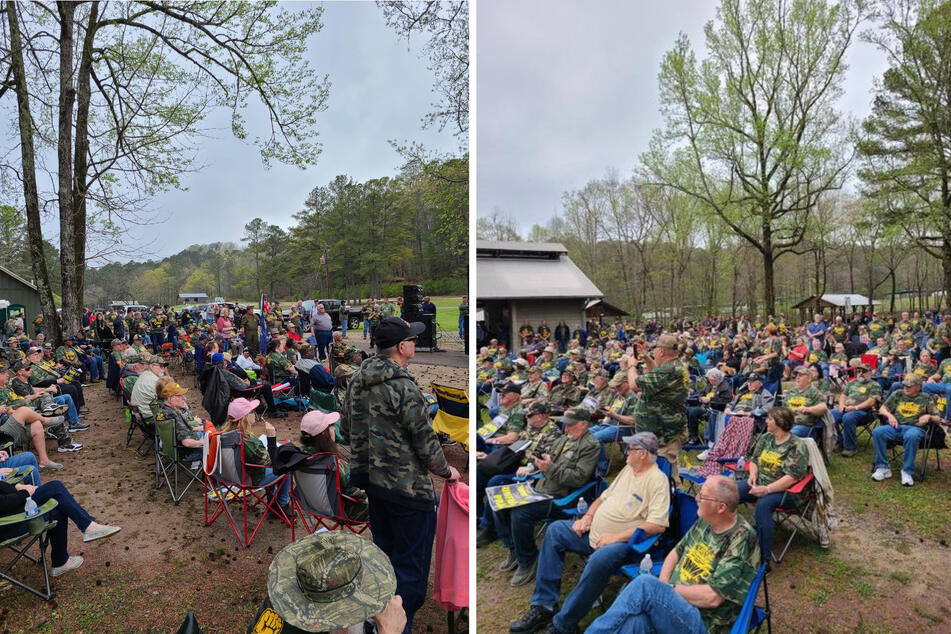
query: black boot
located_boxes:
[510,605,555,633]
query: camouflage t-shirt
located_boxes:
[633,359,688,444]
[867,319,887,339]
[910,361,935,379]
[750,433,809,487]
[547,383,584,409]
[828,323,849,343]
[605,392,638,418]
[671,516,760,633]
[804,348,827,365]
[494,404,527,436]
[521,380,549,402]
[882,391,935,427]
[783,385,825,428]
[842,377,882,407]
[0,385,27,409]
[939,358,951,383]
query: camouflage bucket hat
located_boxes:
[527,400,551,416]
[267,531,395,631]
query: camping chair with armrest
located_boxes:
[203,429,290,548]
[0,498,59,600]
[3,465,34,486]
[308,388,337,413]
[881,417,948,482]
[431,382,470,451]
[154,417,203,503]
[770,469,816,563]
[264,358,307,411]
[121,376,156,458]
[680,415,758,492]
[288,452,368,540]
[730,529,772,634]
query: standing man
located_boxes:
[242,307,260,357]
[339,301,348,339]
[362,301,373,340]
[112,308,126,341]
[628,334,689,475]
[341,316,460,634]
[310,303,334,362]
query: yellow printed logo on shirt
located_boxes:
[758,449,782,473]
[897,402,921,418]
[680,541,716,583]
[786,395,807,408]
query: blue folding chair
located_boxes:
[730,562,771,633]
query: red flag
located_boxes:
[261,293,269,314]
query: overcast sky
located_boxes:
[101,1,459,261]
[476,0,890,233]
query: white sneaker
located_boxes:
[871,467,892,481]
[900,470,914,486]
[696,450,710,461]
[51,555,83,577]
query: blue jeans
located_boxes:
[1,451,40,486]
[314,331,333,361]
[589,423,633,444]
[340,317,347,338]
[872,424,927,473]
[532,520,635,632]
[259,467,290,506]
[31,480,95,568]
[81,355,104,380]
[363,319,370,338]
[53,394,79,425]
[791,419,822,440]
[736,480,786,560]
[587,575,707,634]
[830,408,876,451]
[368,494,437,634]
[494,500,564,567]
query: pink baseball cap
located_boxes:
[227,398,260,421]
[300,410,340,437]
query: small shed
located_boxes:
[585,298,629,321]
[792,293,878,320]
[178,293,208,305]
[0,265,42,328]
[477,241,602,346]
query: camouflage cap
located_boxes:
[526,400,551,416]
[650,334,680,352]
[147,355,169,366]
[124,353,143,364]
[514,358,529,368]
[267,531,395,632]
[592,368,611,380]
[557,406,592,426]
[333,363,356,379]
[499,381,522,395]
[793,366,812,376]
[608,372,628,387]
[848,358,870,370]
[0,362,9,374]
[561,367,577,380]
[11,359,30,373]
[902,373,923,387]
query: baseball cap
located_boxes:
[557,406,591,426]
[499,381,522,395]
[903,374,923,387]
[157,381,188,399]
[211,353,224,365]
[651,334,679,351]
[609,372,628,387]
[849,358,870,370]
[227,397,260,420]
[374,317,425,349]
[622,431,659,455]
[793,366,812,376]
[333,364,356,379]
[301,410,340,437]
[526,400,551,416]
[148,355,169,366]
[746,373,764,383]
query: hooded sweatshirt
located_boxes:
[341,355,452,511]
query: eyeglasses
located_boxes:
[402,336,418,344]
[695,493,724,505]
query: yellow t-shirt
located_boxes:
[589,463,670,548]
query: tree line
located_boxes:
[81,157,467,308]
[481,0,951,319]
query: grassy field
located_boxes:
[432,296,463,333]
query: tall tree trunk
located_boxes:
[762,223,776,315]
[7,1,60,343]
[71,2,99,318]
[57,1,79,339]
[943,240,951,312]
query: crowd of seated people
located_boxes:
[477,310,951,631]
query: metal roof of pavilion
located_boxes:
[477,241,602,300]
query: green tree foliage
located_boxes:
[858,0,951,309]
[1,1,328,342]
[642,0,864,314]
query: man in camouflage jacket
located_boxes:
[341,317,459,633]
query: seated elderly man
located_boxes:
[586,475,759,634]
[785,366,829,438]
[520,365,550,407]
[493,406,600,587]
[511,432,670,634]
[872,374,941,486]
[589,371,637,444]
[477,400,562,546]
[478,382,527,453]
[830,359,882,456]
[723,373,775,418]
[130,354,169,420]
[547,368,584,412]
[924,355,951,421]
[10,360,84,432]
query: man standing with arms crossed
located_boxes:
[341,316,460,634]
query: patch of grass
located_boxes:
[889,571,911,583]
[853,579,876,597]
[824,442,951,541]
[432,296,462,333]
[807,587,831,605]
[915,605,945,624]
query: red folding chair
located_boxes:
[772,471,816,563]
[203,430,290,547]
[288,452,369,540]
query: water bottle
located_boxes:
[24,496,38,517]
[576,498,588,516]
[639,553,652,575]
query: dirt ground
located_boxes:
[1,358,469,633]
[475,441,951,633]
